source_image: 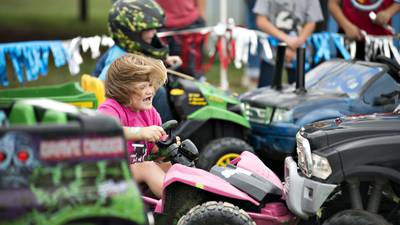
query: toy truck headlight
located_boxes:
[312,153,332,179]
[296,130,313,177]
[240,103,250,119]
[272,108,293,123]
[242,104,273,124]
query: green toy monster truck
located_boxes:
[0,99,149,225]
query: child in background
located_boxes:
[98,53,169,198]
[328,0,400,59]
[155,0,207,79]
[253,0,324,87]
[94,0,182,123]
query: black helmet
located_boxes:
[108,0,169,59]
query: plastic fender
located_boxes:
[194,82,240,106]
[237,151,283,191]
[296,109,344,126]
[187,106,250,128]
[163,164,259,206]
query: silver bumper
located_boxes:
[284,157,337,219]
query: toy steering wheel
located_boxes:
[154,120,199,167]
[157,120,178,149]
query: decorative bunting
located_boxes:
[0,25,398,87]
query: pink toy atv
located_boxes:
[140,121,298,225]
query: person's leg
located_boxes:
[287,68,296,85]
[130,161,165,198]
[258,60,274,88]
[180,18,206,79]
[355,41,365,61]
[153,86,174,122]
[244,0,260,89]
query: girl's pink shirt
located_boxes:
[97,98,162,163]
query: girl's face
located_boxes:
[129,81,155,111]
[141,29,157,44]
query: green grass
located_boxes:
[0,0,247,94]
[205,60,246,94]
[0,0,111,42]
[2,55,246,94]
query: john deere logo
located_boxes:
[188,93,207,106]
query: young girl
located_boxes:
[98,53,169,198]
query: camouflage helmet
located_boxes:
[108,0,169,60]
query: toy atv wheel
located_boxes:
[323,210,390,225]
[177,201,255,225]
[197,137,254,170]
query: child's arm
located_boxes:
[328,0,363,40]
[283,22,316,62]
[375,2,400,27]
[196,0,207,20]
[124,125,166,142]
[298,22,316,46]
[256,15,299,50]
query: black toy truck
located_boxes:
[284,110,400,225]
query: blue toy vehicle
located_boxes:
[239,45,400,159]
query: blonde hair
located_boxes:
[105,53,167,105]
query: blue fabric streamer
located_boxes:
[322,33,331,61]
[9,47,24,84]
[0,48,8,86]
[313,32,333,64]
[49,42,67,67]
[39,46,50,76]
[331,33,351,60]
[0,32,395,87]
[0,41,68,86]
[312,34,322,64]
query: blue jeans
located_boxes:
[258,61,296,88]
[245,0,260,79]
[153,86,174,123]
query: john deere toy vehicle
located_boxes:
[0,81,99,109]
[0,99,149,225]
[165,73,252,170]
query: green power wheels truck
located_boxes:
[0,99,150,225]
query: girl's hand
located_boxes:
[175,136,181,146]
[140,126,166,142]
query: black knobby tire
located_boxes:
[323,210,391,225]
[177,201,256,225]
[317,178,400,225]
[197,137,254,170]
